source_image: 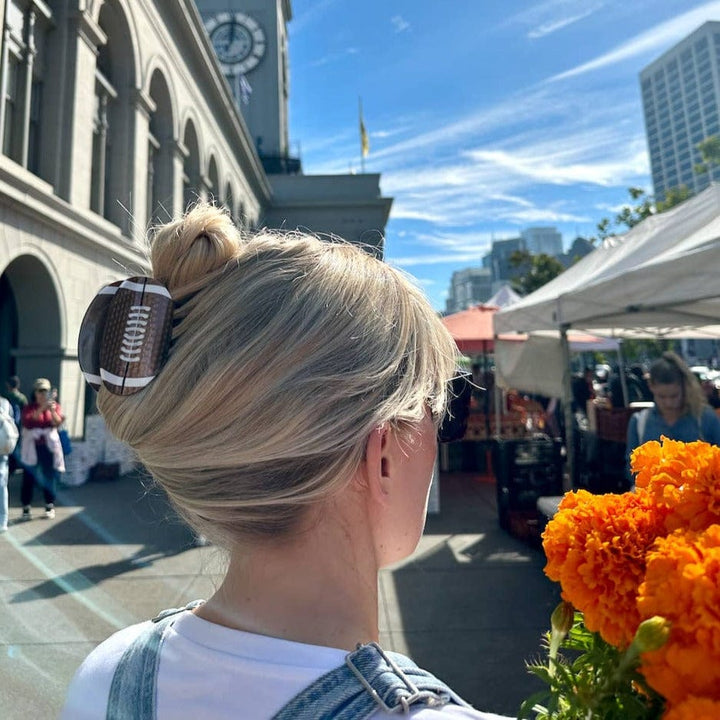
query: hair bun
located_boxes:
[150,204,242,295]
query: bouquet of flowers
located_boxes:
[521,437,720,720]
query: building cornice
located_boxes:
[0,156,148,268]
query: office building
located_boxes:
[640,21,720,201]
[445,267,493,314]
[521,227,562,256]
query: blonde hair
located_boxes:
[649,351,706,419]
[97,203,458,548]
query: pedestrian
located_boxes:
[0,395,18,533]
[20,378,65,520]
[62,203,509,719]
[571,366,595,415]
[4,375,27,474]
[626,351,720,482]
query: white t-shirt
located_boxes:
[61,612,512,719]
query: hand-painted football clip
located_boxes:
[78,277,174,396]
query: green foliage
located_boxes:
[695,135,720,175]
[509,250,565,295]
[592,186,691,243]
[656,185,691,212]
[519,614,665,720]
[616,338,673,364]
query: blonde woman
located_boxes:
[62,204,510,719]
[626,351,720,470]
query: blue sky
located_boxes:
[286,0,720,311]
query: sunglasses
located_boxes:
[437,371,476,443]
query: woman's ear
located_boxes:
[363,424,393,501]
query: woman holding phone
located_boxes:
[20,377,64,520]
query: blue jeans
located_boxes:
[0,455,8,529]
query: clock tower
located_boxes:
[195,1,292,164]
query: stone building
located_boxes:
[0,0,391,445]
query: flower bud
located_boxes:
[633,616,671,653]
[551,601,575,636]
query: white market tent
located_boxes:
[494,183,720,340]
[492,183,720,480]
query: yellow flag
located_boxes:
[359,106,369,158]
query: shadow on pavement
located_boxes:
[391,472,560,717]
[7,468,200,603]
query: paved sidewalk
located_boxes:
[0,469,559,718]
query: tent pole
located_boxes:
[560,325,574,491]
[617,340,629,405]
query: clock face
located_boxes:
[205,12,266,74]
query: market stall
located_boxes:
[494,183,720,488]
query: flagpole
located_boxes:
[359,97,365,173]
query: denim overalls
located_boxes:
[105,602,470,719]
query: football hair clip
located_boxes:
[78,276,174,396]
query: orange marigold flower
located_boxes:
[662,696,720,720]
[638,525,720,705]
[542,489,669,648]
[631,438,720,532]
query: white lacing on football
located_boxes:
[120,305,151,363]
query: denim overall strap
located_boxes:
[106,601,204,720]
[272,641,469,719]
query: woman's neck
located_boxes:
[196,500,380,651]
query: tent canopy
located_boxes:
[442,304,499,354]
[494,332,619,397]
[494,184,720,339]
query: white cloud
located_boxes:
[549,2,720,81]
[376,119,649,227]
[528,7,600,38]
[495,207,590,224]
[291,0,341,33]
[308,47,358,68]
[391,15,411,33]
[388,252,489,268]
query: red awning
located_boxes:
[441,304,499,354]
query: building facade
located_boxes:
[445,267,493,314]
[640,21,720,202]
[0,0,391,448]
[520,226,562,256]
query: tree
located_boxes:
[591,185,690,243]
[656,184,691,212]
[509,250,565,295]
[694,135,720,175]
[613,186,655,230]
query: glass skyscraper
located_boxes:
[640,21,720,202]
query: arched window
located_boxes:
[147,69,174,225]
[93,1,135,232]
[225,182,234,220]
[207,156,219,205]
[0,2,53,175]
[182,120,201,210]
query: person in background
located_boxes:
[626,351,720,482]
[62,203,510,719]
[628,364,653,402]
[4,375,27,474]
[571,367,595,415]
[0,396,16,533]
[20,378,64,520]
[700,374,720,409]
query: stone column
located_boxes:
[66,10,106,209]
[130,87,155,242]
[171,137,188,217]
